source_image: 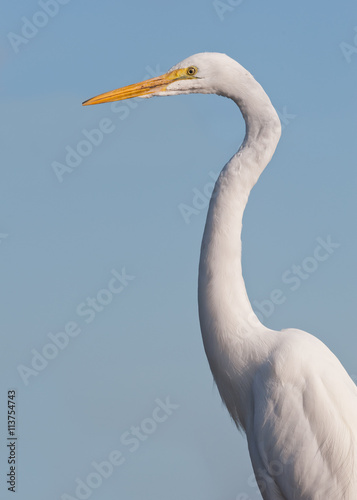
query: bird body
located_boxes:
[83,52,357,499]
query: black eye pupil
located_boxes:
[188,67,195,75]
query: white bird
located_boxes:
[83,52,357,499]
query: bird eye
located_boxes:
[186,66,197,76]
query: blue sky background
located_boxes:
[1,1,357,499]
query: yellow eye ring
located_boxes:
[186,66,198,76]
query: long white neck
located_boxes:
[198,71,281,425]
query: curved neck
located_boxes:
[198,79,281,352]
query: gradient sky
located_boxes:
[1,1,357,499]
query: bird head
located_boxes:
[82,52,244,106]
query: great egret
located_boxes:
[83,53,357,499]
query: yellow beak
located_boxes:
[82,67,194,106]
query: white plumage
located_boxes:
[83,52,357,499]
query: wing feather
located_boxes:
[247,329,357,500]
